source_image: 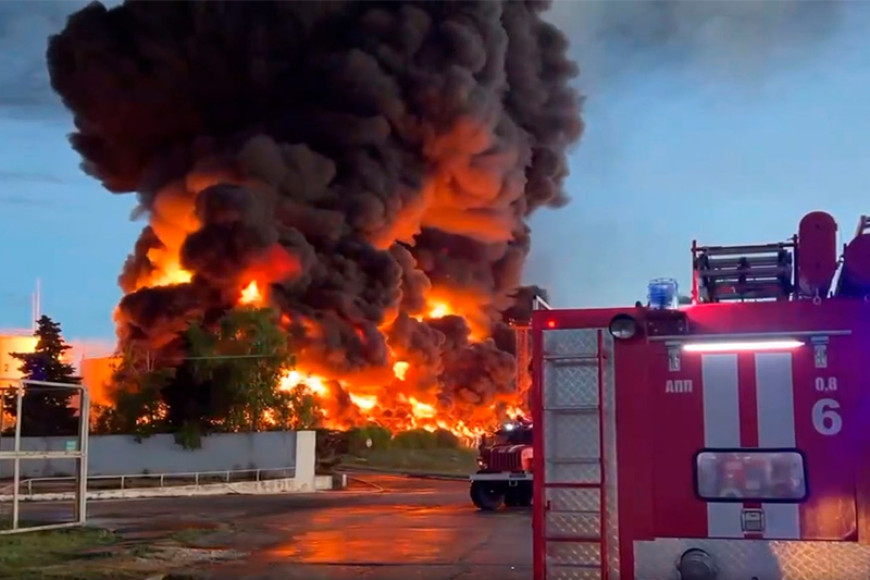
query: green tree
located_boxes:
[6,315,80,436]
[183,306,315,433]
[96,348,174,439]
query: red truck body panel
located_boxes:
[531,298,870,580]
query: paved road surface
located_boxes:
[24,474,532,579]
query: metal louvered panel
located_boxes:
[484,448,522,471]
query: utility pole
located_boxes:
[31,278,41,331]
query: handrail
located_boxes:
[0,466,296,497]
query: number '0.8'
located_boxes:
[814,377,838,392]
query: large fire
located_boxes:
[159,256,527,440]
[120,235,528,441]
[47,1,579,444]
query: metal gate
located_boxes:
[534,328,620,580]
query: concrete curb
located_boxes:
[404,473,469,482]
[338,466,469,482]
[0,476,332,503]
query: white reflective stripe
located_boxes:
[755,353,796,447]
[702,354,744,538]
[703,354,741,447]
[755,352,801,539]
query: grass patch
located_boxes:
[0,526,121,579]
[169,528,213,545]
[340,446,478,476]
[0,522,237,580]
[167,522,233,546]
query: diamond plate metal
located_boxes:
[635,538,870,580]
[547,541,601,566]
[547,487,601,513]
[546,412,600,461]
[602,333,621,579]
[548,565,602,580]
[545,361,600,409]
[547,511,601,539]
[545,460,601,484]
[541,330,620,579]
[543,329,599,358]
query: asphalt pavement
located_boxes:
[23,474,532,579]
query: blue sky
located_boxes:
[2,1,870,347]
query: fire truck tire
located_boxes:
[470,481,504,511]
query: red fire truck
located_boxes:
[532,211,870,580]
[470,416,534,510]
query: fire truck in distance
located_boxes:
[532,211,870,580]
[470,415,534,510]
[469,295,551,511]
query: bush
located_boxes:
[348,424,392,453]
[434,429,460,449]
[391,428,438,449]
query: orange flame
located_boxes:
[124,172,525,441]
[392,361,410,381]
[427,302,450,319]
[140,256,192,290]
[239,280,263,306]
[275,362,522,443]
[261,285,526,440]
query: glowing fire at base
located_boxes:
[276,365,525,443]
[253,279,527,442]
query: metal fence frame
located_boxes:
[0,379,89,534]
[1,466,296,499]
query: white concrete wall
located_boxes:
[293,430,316,491]
[0,430,313,480]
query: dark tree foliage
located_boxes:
[103,306,318,447]
[178,306,320,435]
[5,315,80,436]
[94,346,174,439]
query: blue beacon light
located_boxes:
[648,278,678,310]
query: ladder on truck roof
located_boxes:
[691,238,795,303]
[535,328,612,580]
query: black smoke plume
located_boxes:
[47,0,582,427]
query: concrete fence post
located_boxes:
[294,430,316,492]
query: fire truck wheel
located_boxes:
[470,481,504,511]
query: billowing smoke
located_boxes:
[47,0,581,429]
